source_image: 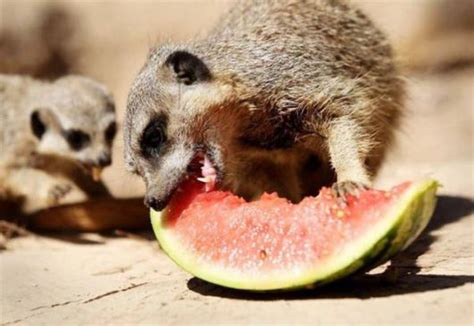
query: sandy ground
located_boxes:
[1,1,473,325]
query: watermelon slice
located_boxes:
[151,178,437,291]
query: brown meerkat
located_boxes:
[124,0,404,211]
[0,74,116,214]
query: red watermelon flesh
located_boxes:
[152,174,437,290]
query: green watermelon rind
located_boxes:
[151,179,438,291]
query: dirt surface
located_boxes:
[1,1,473,325]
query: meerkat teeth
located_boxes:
[205,179,216,192]
[91,167,103,181]
[197,176,210,183]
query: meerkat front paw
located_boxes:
[46,183,73,207]
[332,181,369,202]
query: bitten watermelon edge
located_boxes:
[151,179,438,291]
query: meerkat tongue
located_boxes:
[197,155,216,192]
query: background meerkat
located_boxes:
[124,0,404,211]
[0,74,117,214]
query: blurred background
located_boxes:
[1,0,472,198]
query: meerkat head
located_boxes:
[30,75,116,179]
[124,45,317,210]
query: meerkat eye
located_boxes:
[141,120,166,157]
[30,111,46,139]
[64,129,90,151]
[105,122,117,144]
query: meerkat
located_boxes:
[0,74,116,214]
[124,0,404,211]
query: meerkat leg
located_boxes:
[3,168,87,214]
[326,117,371,198]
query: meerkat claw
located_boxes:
[332,181,369,204]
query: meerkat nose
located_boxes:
[97,153,112,167]
[144,196,167,211]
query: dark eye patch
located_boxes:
[141,118,167,158]
[30,111,46,139]
[105,122,117,144]
[64,129,90,151]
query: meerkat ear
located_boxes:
[30,108,60,139]
[165,50,211,85]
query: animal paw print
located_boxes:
[47,183,73,206]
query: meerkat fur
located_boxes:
[124,0,404,210]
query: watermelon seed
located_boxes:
[336,210,345,218]
[259,249,267,260]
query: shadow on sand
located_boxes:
[38,229,156,245]
[187,195,473,300]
